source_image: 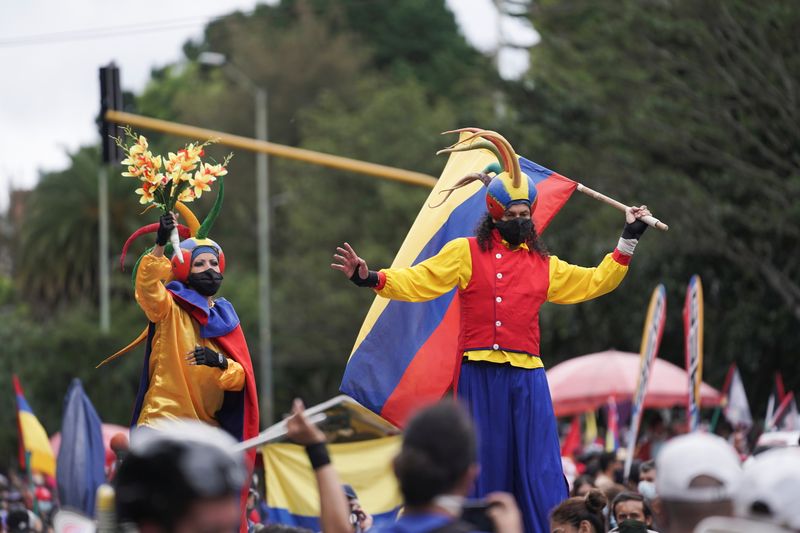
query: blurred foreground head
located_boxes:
[115,420,246,533]
[393,401,477,506]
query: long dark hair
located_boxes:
[475,213,548,257]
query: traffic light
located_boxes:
[99,63,123,164]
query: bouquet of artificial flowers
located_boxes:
[116,127,231,262]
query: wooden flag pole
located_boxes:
[576,183,669,231]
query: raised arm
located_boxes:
[332,239,472,302]
[547,205,650,304]
[134,213,177,322]
[286,399,352,533]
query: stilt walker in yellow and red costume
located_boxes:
[333,130,651,533]
[99,134,258,532]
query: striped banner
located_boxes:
[683,275,704,432]
[623,284,667,480]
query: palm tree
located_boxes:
[15,146,140,309]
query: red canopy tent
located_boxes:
[547,350,721,417]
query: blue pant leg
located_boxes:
[510,367,568,533]
[458,363,567,533]
[457,362,515,495]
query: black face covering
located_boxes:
[187,269,224,296]
[494,218,533,246]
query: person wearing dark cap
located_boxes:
[115,420,248,533]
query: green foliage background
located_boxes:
[2,0,798,465]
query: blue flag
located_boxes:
[56,379,105,516]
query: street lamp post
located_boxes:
[199,52,273,427]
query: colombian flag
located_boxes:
[340,145,577,427]
[13,375,56,477]
[264,437,402,529]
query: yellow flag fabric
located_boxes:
[14,375,56,477]
[584,410,597,446]
[263,436,402,528]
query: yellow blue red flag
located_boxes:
[263,436,402,529]
[13,375,55,477]
[340,146,577,427]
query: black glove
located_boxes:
[156,213,175,246]
[188,346,228,369]
[622,218,648,240]
[350,269,379,288]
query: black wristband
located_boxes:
[305,442,331,470]
[350,269,379,288]
[622,219,648,240]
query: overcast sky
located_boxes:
[0,0,536,210]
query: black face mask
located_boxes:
[187,269,224,296]
[494,218,533,246]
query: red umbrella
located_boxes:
[547,349,721,417]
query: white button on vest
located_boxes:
[496,253,502,259]
[496,273,503,279]
[492,343,500,350]
[496,296,502,303]
[495,320,502,327]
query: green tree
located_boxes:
[16,146,140,308]
[514,0,800,407]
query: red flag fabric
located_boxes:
[561,415,581,458]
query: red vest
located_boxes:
[457,233,550,356]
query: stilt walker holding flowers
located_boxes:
[100,131,259,529]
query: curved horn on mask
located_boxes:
[428,172,493,209]
[196,176,224,240]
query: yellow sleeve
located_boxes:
[134,254,174,323]
[547,253,629,304]
[376,238,472,302]
[219,360,245,391]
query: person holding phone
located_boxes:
[372,401,521,533]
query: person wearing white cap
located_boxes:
[654,433,743,533]
[693,446,800,532]
[731,446,800,532]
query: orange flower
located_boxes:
[134,182,155,204]
[178,187,196,203]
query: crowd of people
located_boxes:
[0,472,53,532]
[4,399,799,533]
[271,401,800,533]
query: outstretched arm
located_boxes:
[331,242,376,286]
[331,239,472,302]
[547,205,651,304]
